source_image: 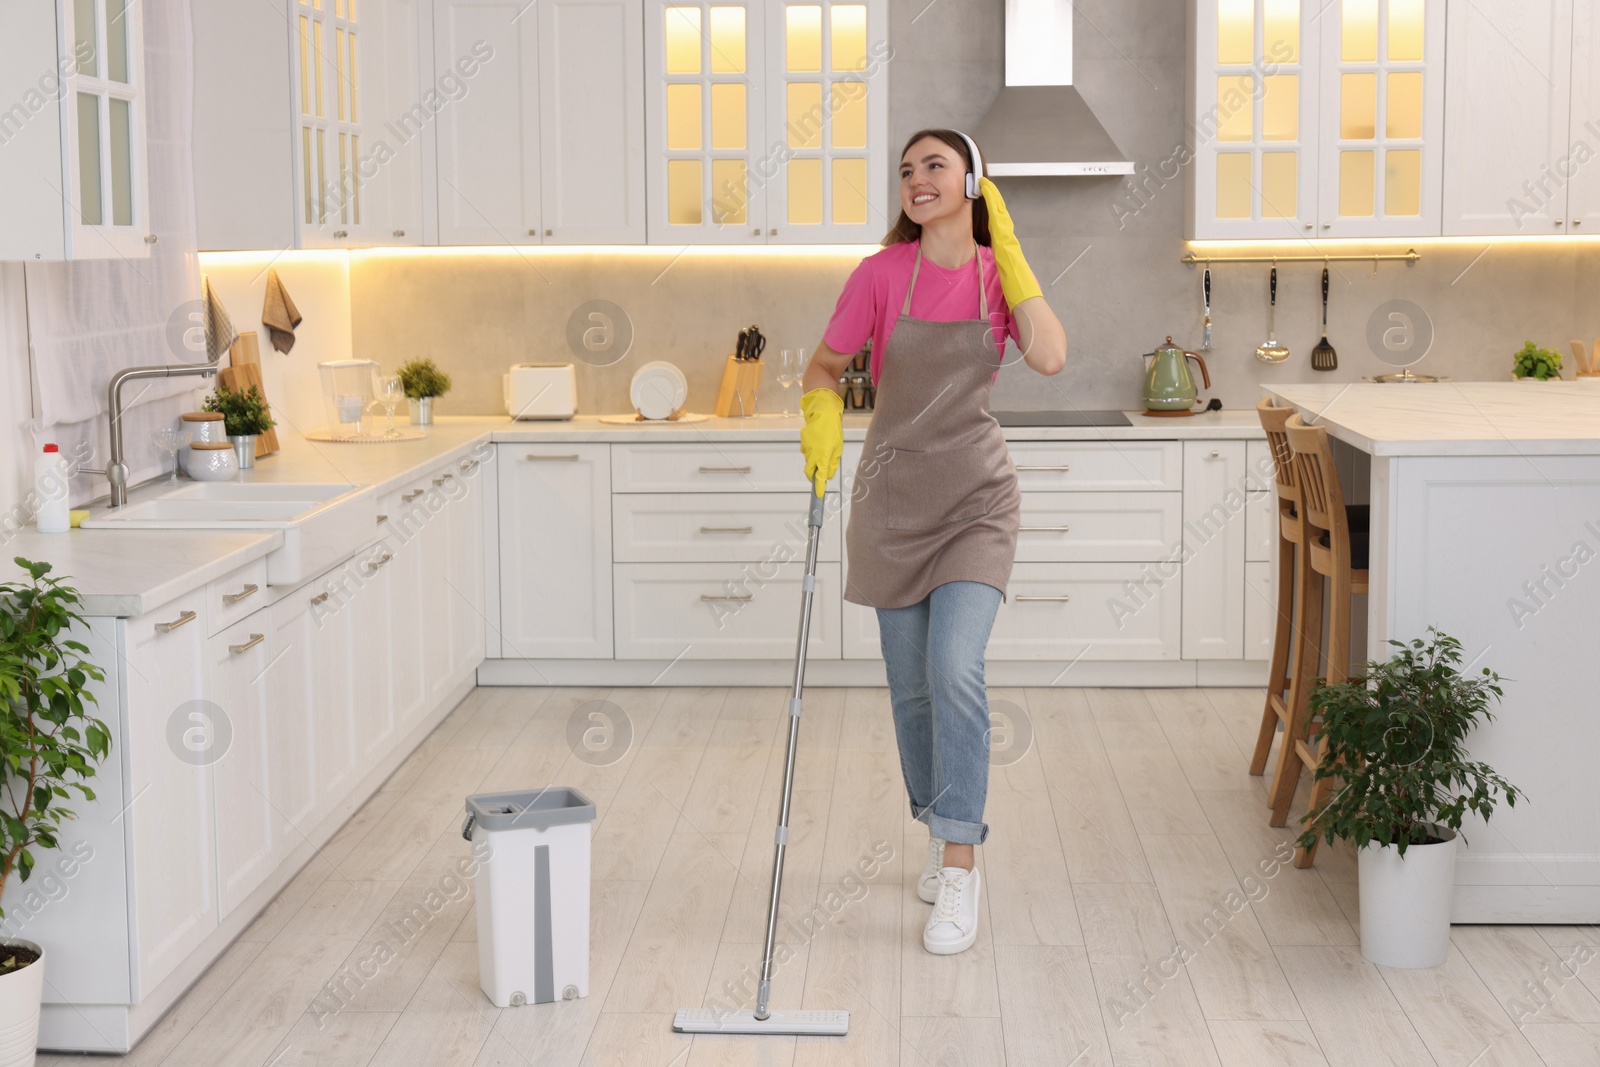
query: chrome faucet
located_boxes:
[80,363,219,507]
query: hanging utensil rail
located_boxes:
[1181,249,1421,266]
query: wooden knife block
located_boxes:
[714,354,763,417]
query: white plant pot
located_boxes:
[1357,826,1458,968]
[0,940,44,1066]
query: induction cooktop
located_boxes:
[992,409,1132,427]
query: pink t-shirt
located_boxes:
[822,241,1020,387]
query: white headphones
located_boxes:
[952,130,984,199]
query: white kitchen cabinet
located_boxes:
[208,616,275,920]
[1181,440,1247,660]
[989,562,1183,661]
[378,497,428,731]
[298,577,363,812]
[1442,0,1580,235]
[448,454,490,676]
[612,492,840,561]
[347,540,400,764]
[193,0,425,250]
[498,443,613,658]
[420,478,456,708]
[0,0,152,260]
[1569,0,1600,229]
[645,0,888,244]
[123,595,216,998]
[434,0,541,244]
[1014,492,1182,563]
[1188,0,1445,239]
[1243,559,1275,661]
[538,0,647,242]
[614,560,841,659]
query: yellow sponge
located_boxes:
[69,510,89,528]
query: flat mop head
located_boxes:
[672,1009,849,1036]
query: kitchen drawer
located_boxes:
[613,561,840,660]
[1015,491,1182,563]
[613,493,841,562]
[1006,440,1182,492]
[611,442,823,493]
[986,562,1181,661]
[205,557,270,636]
[1245,490,1275,563]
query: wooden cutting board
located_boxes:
[222,332,279,455]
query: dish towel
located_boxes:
[263,268,303,353]
[202,274,239,363]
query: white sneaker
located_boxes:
[917,837,945,904]
[923,866,981,955]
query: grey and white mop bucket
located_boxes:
[462,786,597,1008]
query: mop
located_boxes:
[673,490,851,1037]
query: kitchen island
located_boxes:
[1266,382,1600,924]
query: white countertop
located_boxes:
[4,409,1263,616]
[1264,382,1600,456]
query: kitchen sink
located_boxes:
[81,482,378,586]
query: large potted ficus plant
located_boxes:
[1297,628,1521,969]
[0,559,110,1063]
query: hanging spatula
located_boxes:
[1311,267,1337,371]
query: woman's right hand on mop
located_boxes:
[799,387,844,496]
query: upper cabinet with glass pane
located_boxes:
[0,0,151,260]
[1187,0,1444,239]
[646,0,888,243]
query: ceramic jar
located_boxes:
[181,412,226,476]
[187,441,238,481]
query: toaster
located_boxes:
[504,363,578,419]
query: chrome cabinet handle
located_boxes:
[333,230,348,239]
[376,514,388,524]
[1210,450,1221,459]
[525,453,579,461]
[402,490,425,502]
[155,610,197,633]
[1019,525,1071,532]
[700,594,753,602]
[460,458,480,472]
[1015,595,1072,602]
[229,633,266,654]
[392,229,406,237]
[1015,464,1071,471]
[310,592,330,606]
[698,465,751,474]
[699,525,754,534]
[222,583,258,606]
[363,552,394,575]
[433,474,455,486]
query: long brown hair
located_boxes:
[881,128,992,248]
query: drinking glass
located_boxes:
[778,348,806,416]
[373,373,404,436]
[153,427,185,484]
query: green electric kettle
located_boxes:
[1141,336,1211,416]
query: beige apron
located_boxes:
[844,243,1021,609]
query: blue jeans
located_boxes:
[875,580,1002,846]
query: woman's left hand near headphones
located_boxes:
[978,176,1043,311]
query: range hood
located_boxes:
[971,0,1134,177]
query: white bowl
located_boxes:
[630,361,688,420]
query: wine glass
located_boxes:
[778,348,806,417]
[373,373,404,437]
[153,427,185,484]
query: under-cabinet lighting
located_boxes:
[1188,234,1600,253]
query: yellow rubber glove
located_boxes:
[979,176,1043,310]
[799,387,844,496]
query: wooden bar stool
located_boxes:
[1247,399,1306,802]
[1279,413,1369,868]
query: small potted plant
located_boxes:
[1511,340,1563,381]
[398,357,452,426]
[203,384,276,468]
[1297,628,1522,969]
[0,558,111,1062]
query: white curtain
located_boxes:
[23,0,203,503]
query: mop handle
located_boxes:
[753,489,826,1020]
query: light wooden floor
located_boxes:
[53,686,1600,1067]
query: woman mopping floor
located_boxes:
[675,128,1066,1039]
[807,128,1068,955]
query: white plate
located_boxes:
[630,361,688,419]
